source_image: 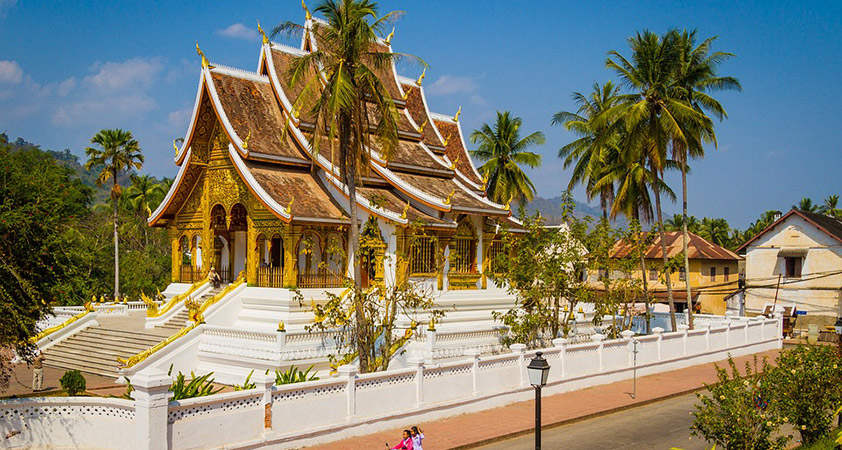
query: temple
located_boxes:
[149,18,520,295]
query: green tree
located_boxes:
[820,194,840,218]
[0,137,92,390]
[553,81,623,219]
[664,213,700,233]
[275,0,415,373]
[698,217,731,247]
[792,197,818,213]
[84,129,144,299]
[470,111,544,206]
[606,30,713,331]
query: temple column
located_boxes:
[283,225,300,288]
[395,229,409,286]
[201,226,213,280]
[436,235,451,291]
[246,216,257,285]
[481,231,494,289]
[169,230,180,283]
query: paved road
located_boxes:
[473,393,708,450]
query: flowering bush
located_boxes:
[766,344,842,446]
[691,356,789,450]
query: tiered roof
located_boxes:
[149,14,515,231]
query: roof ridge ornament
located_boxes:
[385,26,395,45]
[415,68,426,86]
[196,42,211,69]
[504,197,512,211]
[401,202,410,220]
[241,131,251,149]
[444,189,455,205]
[285,196,295,215]
[416,118,427,134]
[442,132,451,146]
[302,0,311,20]
[173,139,179,156]
[401,85,412,101]
[449,155,459,170]
[257,21,268,45]
[453,106,462,122]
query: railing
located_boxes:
[148,278,207,318]
[119,321,201,368]
[298,268,347,288]
[196,272,246,320]
[179,265,202,283]
[32,308,93,342]
[257,265,284,287]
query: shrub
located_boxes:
[691,356,789,450]
[233,370,256,391]
[168,365,223,400]
[766,345,842,446]
[272,365,319,385]
[59,370,86,396]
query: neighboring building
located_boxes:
[148,18,521,295]
[603,232,741,315]
[737,209,842,326]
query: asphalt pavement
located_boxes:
[473,393,708,450]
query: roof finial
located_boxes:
[416,118,427,134]
[257,21,268,45]
[401,87,411,101]
[504,197,512,211]
[442,133,451,146]
[401,202,410,220]
[444,189,455,205]
[415,67,426,86]
[241,131,251,149]
[173,139,179,156]
[453,105,462,122]
[196,42,209,69]
[449,155,459,170]
[285,196,295,215]
[302,0,311,20]
[385,26,395,45]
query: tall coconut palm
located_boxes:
[85,129,144,299]
[821,195,840,218]
[470,111,544,206]
[606,30,713,331]
[793,197,819,213]
[125,174,166,246]
[670,29,740,328]
[275,0,410,372]
[553,81,623,219]
[698,217,730,247]
[665,213,700,233]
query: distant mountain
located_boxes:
[525,195,628,228]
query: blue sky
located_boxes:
[1,0,840,228]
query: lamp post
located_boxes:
[527,352,550,450]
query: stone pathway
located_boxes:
[302,349,781,450]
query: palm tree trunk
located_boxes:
[681,166,694,329]
[652,169,677,331]
[112,176,120,299]
[341,111,368,373]
[633,211,651,334]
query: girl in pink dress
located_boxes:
[387,430,413,449]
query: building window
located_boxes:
[409,235,436,275]
[452,219,477,273]
[710,267,716,282]
[785,257,802,278]
[679,267,686,282]
[487,239,505,274]
[724,266,730,282]
[649,268,658,282]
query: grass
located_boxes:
[796,428,841,450]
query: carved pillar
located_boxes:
[169,230,180,283]
[481,230,494,289]
[246,215,257,285]
[436,235,451,291]
[283,225,300,288]
[395,228,409,285]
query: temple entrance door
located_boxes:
[229,203,248,280]
[232,231,246,276]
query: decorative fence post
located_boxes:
[339,364,357,421]
[702,324,711,352]
[552,338,568,378]
[591,333,606,372]
[620,330,635,366]
[510,343,526,388]
[777,315,784,348]
[253,373,275,433]
[677,324,690,356]
[131,367,172,450]
[652,327,664,361]
[408,357,425,406]
[426,329,437,364]
[465,349,481,396]
[725,320,732,348]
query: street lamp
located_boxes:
[527,352,550,450]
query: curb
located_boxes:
[447,386,707,450]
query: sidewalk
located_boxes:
[303,349,781,450]
[1,364,127,399]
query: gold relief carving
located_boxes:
[207,167,249,211]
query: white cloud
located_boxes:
[0,0,16,18]
[168,107,192,128]
[0,60,23,84]
[426,75,478,96]
[85,58,163,91]
[57,77,76,96]
[216,23,259,41]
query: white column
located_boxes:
[702,324,711,352]
[426,329,437,364]
[591,333,606,371]
[678,324,690,356]
[253,373,275,433]
[465,349,481,396]
[620,330,635,366]
[408,356,424,406]
[338,364,357,420]
[131,368,172,450]
[510,343,527,388]
[652,327,664,361]
[552,338,568,378]
[725,320,732,348]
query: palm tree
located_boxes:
[793,197,819,213]
[125,174,166,246]
[470,111,544,206]
[670,29,740,328]
[85,129,144,298]
[821,195,840,218]
[553,82,623,219]
[275,0,410,373]
[698,217,730,247]
[664,213,700,233]
[606,30,713,331]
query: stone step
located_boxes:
[43,352,124,378]
[44,359,121,379]
[53,339,152,357]
[84,327,167,342]
[69,332,162,349]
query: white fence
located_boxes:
[1,316,782,450]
